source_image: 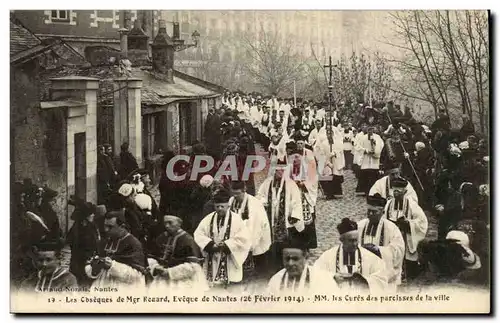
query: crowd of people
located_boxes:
[11,89,489,296]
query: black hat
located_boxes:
[42,187,58,201]
[391,177,408,188]
[286,141,297,151]
[127,168,149,181]
[71,201,96,221]
[367,194,387,208]
[33,239,63,253]
[337,218,358,235]
[213,189,231,203]
[293,132,308,142]
[105,209,126,223]
[385,160,401,174]
[280,237,309,252]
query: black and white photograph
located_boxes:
[9,9,490,313]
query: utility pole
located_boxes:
[323,56,336,151]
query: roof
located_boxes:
[135,69,221,106]
[39,65,222,106]
[10,19,41,56]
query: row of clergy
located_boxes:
[21,176,429,296]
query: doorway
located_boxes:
[74,132,87,200]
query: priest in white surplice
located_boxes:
[382,178,428,282]
[357,194,405,291]
[268,239,338,295]
[229,180,271,282]
[194,189,251,288]
[369,162,419,203]
[314,218,388,293]
[256,158,305,279]
[290,133,318,249]
[314,122,345,199]
[355,126,385,195]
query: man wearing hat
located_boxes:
[298,108,314,139]
[20,240,78,292]
[314,218,387,293]
[194,189,251,289]
[357,194,405,291]
[290,133,318,249]
[67,200,102,287]
[229,181,271,283]
[267,238,337,294]
[85,209,147,290]
[382,177,428,282]
[119,142,139,180]
[118,183,148,243]
[36,186,62,242]
[307,118,325,150]
[355,125,385,195]
[256,158,305,279]
[148,215,208,292]
[259,105,272,151]
[369,162,418,202]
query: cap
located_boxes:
[337,218,358,235]
[366,194,387,208]
[385,160,401,174]
[33,239,63,253]
[213,189,231,204]
[280,237,309,252]
[105,209,126,223]
[293,132,308,142]
[391,177,408,188]
[42,187,58,200]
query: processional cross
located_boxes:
[323,56,336,151]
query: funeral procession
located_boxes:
[10,10,490,311]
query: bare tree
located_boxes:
[237,25,307,96]
[386,10,489,133]
[310,43,393,105]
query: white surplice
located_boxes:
[256,176,305,234]
[228,194,271,256]
[194,210,251,283]
[355,133,385,170]
[383,196,428,261]
[357,218,405,288]
[369,175,419,203]
[352,131,365,166]
[314,244,388,293]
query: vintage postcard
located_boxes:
[10,9,490,314]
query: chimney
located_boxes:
[118,28,129,58]
[173,22,180,39]
[151,19,174,83]
[127,19,150,66]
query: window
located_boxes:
[143,113,162,158]
[51,10,70,21]
[179,103,193,148]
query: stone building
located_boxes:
[11,12,223,234]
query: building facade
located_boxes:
[11,11,223,234]
[162,10,397,83]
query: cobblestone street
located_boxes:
[61,143,438,269]
[250,143,439,263]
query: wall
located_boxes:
[13,10,125,39]
[11,63,69,232]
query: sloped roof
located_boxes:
[40,65,221,106]
[133,69,220,106]
[10,19,41,56]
